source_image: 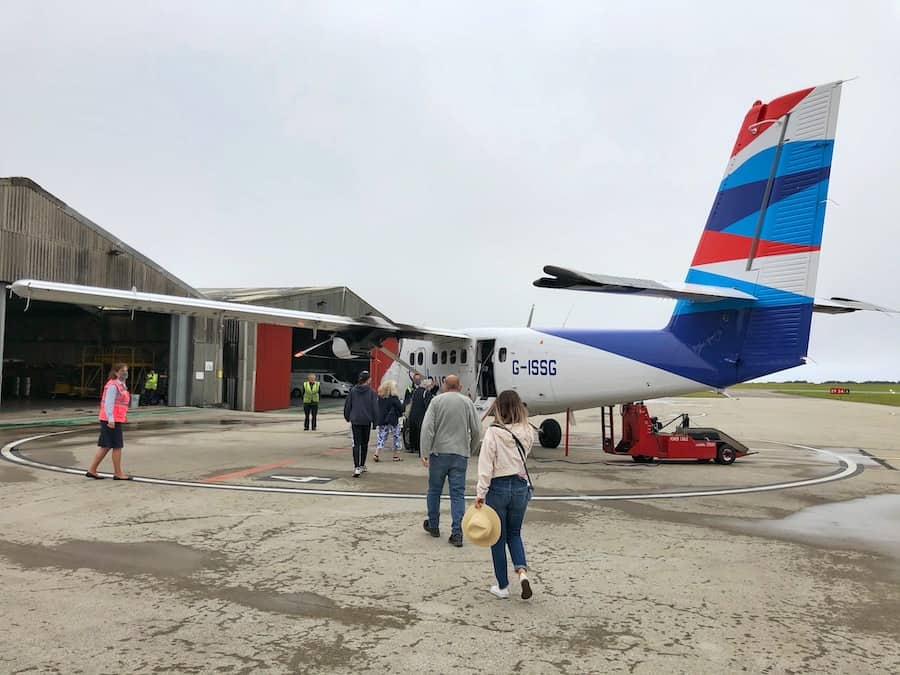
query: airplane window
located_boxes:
[450,350,457,364]
[460,350,468,364]
[498,348,507,362]
[441,350,447,364]
[418,353,424,366]
[408,353,414,364]
[432,352,437,365]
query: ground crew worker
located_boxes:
[144,368,159,405]
[303,373,320,431]
[85,363,132,480]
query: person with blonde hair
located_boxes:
[375,379,404,462]
[475,389,537,599]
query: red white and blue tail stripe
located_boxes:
[540,82,843,388]
[667,81,842,383]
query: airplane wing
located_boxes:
[534,266,756,302]
[813,297,898,314]
[9,279,468,343]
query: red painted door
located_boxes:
[254,324,292,411]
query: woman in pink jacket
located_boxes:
[474,389,536,600]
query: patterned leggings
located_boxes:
[376,424,402,450]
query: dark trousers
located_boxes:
[351,424,372,468]
[304,403,318,430]
[408,419,422,454]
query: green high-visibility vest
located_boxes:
[303,381,320,403]
[145,372,158,390]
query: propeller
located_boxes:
[293,336,353,359]
[294,337,334,358]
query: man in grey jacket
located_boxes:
[420,375,482,547]
[343,370,379,477]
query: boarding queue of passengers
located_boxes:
[344,370,536,600]
[84,365,536,600]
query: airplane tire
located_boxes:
[291,388,302,399]
[716,444,737,465]
[539,419,562,448]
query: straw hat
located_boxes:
[462,503,501,547]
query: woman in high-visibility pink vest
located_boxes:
[86,363,132,480]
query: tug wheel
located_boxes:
[716,444,737,465]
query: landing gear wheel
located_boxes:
[539,419,562,449]
[291,388,302,399]
[716,445,737,465]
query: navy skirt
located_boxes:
[98,422,124,449]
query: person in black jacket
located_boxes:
[343,371,379,477]
[375,380,405,462]
[403,373,422,409]
[407,378,439,455]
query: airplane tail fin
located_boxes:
[667,81,843,383]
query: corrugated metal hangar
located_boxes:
[0,177,377,413]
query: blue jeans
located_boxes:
[485,475,530,589]
[426,453,468,537]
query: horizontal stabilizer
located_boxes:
[534,266,756,303]
[813,297,898,314]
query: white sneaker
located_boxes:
[489,585,510,599]
[361,465,368,473]
[353,467,362,478]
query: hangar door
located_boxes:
[254,324,291,412]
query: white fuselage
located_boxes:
[386,328,708,415]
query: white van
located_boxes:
[290,372,351,399]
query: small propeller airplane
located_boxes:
[11,79,896,449]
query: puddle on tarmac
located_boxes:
[731,494,900,561]
[0,539,226,578]
[0,538,413,628]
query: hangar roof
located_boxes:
[0,177,201,297]
[200,286,388,319]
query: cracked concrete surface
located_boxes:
[1,396,898,673]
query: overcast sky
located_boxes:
[2,1,898,381]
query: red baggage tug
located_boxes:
[602,403,753,465]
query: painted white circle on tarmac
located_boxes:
[2,430,859,502]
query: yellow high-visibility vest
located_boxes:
[303,381,320,403]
